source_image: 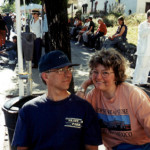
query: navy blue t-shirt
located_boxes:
[12,94,102,150]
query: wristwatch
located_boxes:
[77,87,85,93]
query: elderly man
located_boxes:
[12,50,102,150]
[132,9,150,86]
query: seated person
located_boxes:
[75,18,90,45]
[0,35,17,64]
[82,17,95,45]
[103,16,127,49]
[90,18,107,50]
[70,17,82,37]
[76,48,150,150]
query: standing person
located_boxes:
[90,18,107,50]
[0,14,8,49]
[42,4,50,53]
[3,13,13,41]
[30,9,42,68]
[102,16,127,49]
[12,50,102,150]
[82,16,95,46]
[132,9,150,86]
[76,49,150,150]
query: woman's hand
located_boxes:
[83,78,93,88]
[76,78,93,99]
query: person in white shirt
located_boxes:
[132,9,150,86]
[30,9,42,68]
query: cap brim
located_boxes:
[51,63,79,70]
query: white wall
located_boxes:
[121,0,137,15]
[137,0,150,13]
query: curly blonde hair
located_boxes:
[89,48,129,85]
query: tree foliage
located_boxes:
[44,0,71,60]
[1,2,15,13]
[4,0,41,5]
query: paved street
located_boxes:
[0,35,149,149]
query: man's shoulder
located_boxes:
[22,94,46,108]
[71,94,88,105]
[70,94,93,108]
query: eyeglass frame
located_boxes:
[45,67,74,75]
[91,70,114,78]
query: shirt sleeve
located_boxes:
[12,108,31,147]
[138,22,150,38]
[83,102,102,146]
[130,87,150,138]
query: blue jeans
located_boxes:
[103,37,123,49]
[8,50,17,60]
[113,143,150,150]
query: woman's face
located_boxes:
[98,20,102,24]
[91,64,116,91]
[118,20,123,25]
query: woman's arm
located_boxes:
[5,25,8,33]
[76,78,93,98]
[17,147,29,150]
[113,26,125,38]
[85,145,98,150]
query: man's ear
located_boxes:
[41,72,48,83]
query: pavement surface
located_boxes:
[0,31,149,150]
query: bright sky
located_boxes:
[0,0,4,6]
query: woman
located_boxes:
[30,9,42,68]
[103,16,127,49]
[0,14,8,49]
[77,49,150,150]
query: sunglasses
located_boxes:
[32,13,38,15]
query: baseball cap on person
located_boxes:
[38,50,79,73]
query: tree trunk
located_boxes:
[44,0,75,93]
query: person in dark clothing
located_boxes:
[90,18,107,50]
[82,16,95,45]
[0,36,17,64]
[3,13,13,40]
[0,14,8,48]
[12,50,102,150]
[102,16,127,49]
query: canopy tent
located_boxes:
[20,3,42,11]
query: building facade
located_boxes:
[73,0,150,16]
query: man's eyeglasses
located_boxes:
[32,13,37,15]
[91,70,114,78]
[46,67,74,75]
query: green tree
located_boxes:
[1,2,15,13]
[44,0,74,92]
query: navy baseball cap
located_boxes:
[39,50,79,73]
